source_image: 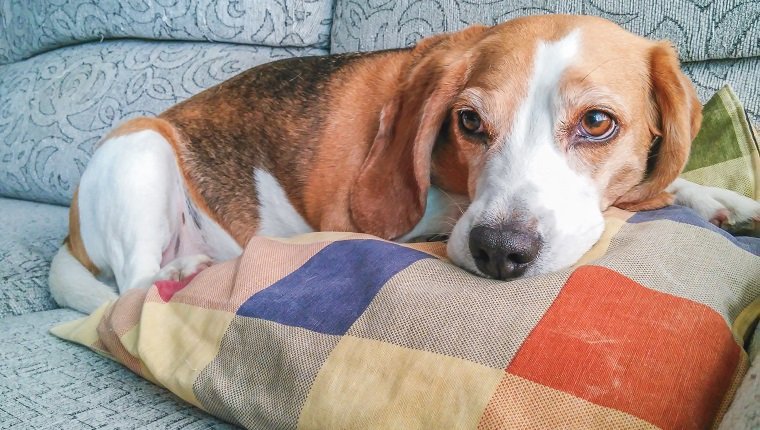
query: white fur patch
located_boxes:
[447,30,605,277]
[183,197,242,262]
[156,254,213,281]
[78,130,240,294]
[78,130,180,292]
[49,245,118,314]
[254,168,314,237]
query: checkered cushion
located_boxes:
[51,208,760,429]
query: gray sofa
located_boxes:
[1,1,758,428]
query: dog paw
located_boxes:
[672,180,760,232]
[703,190,759,230]
[155,254,213,282]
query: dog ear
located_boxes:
[349,25,487,239]
[615,42,702,211]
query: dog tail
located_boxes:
[49,244,118,314]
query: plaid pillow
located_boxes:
[51,88,760,430]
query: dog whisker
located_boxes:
[438,188,468,215]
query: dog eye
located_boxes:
[579,110,616,140]
[459,109,483,134]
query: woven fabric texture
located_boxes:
[52,207,760,429]
[683,86,759,200]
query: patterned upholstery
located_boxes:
[720,327,760,430]
[0,198,67,318]
[0,308,232,429]
[0,0,335,64]
[0,41,325,206]
[330,1,760,123]
[684,57,760,124]
[330,0,760,62]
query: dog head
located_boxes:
[350,14,702,280]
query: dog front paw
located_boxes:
[670,179,760,233]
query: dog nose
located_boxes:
[468,223,541,280]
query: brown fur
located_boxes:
[614,41,702,209]
[301,51,411,232]
[349,25,489,239]
[73,15,701,269]
[616,191,674,211]
[104,117,221,228]
[104,116,179,142]
[159,53,398,243]
[67,117,214,275]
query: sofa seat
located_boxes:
[0,308,232,428]
[0,198,68,318]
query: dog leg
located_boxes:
[78,130,190,294]
[668,178,760,230]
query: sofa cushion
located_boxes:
[0,198,67,318]
[0,0,335,65]
[52,205,760,429]
[684,57,760,124]
[0,40,326,206]
[0,308,233,428]
[330,0,760,63]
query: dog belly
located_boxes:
[161,192,242,265]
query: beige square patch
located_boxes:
[298,335,503,429]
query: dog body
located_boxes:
[50,15,760,314]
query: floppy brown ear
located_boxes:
[349,25,487,239]
[615,42,702,211]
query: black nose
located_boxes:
[468,223,541,280]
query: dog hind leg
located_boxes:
[77,129,199,294]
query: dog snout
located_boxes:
[468,223,542,280]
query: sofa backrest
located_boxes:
[329,0,760,63]
[0,1,333,206]
[0,0,334,65]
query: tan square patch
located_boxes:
[479,373,656,429]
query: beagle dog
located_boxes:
[50,15,760,314]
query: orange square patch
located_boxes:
[506,265,741,429]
